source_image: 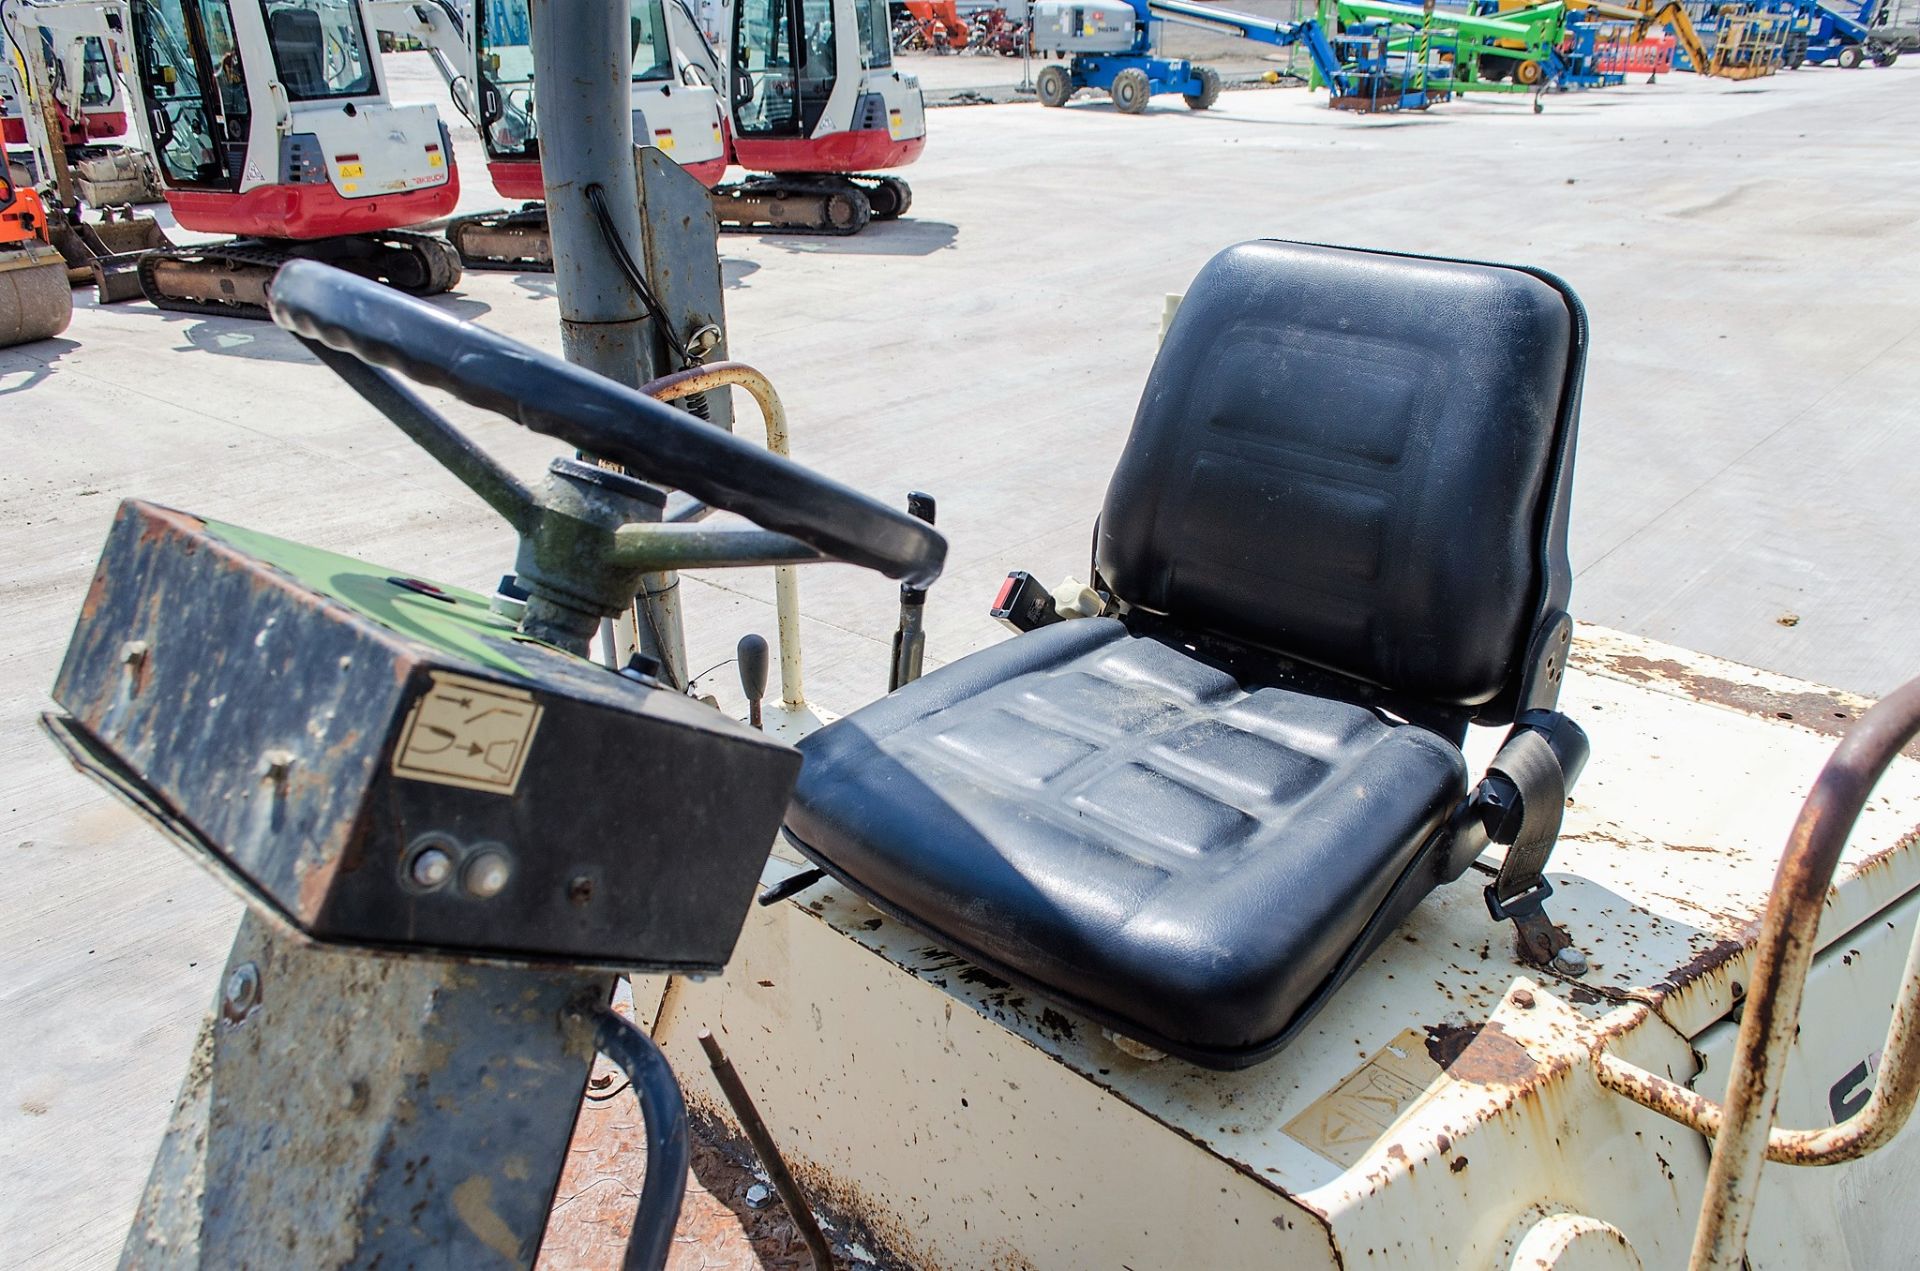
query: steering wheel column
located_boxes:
[271,260,945,663]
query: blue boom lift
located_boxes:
[1785,0,1906,66]
[1027,0,1353,112]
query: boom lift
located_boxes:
[38,6,1920,1270]
[1029,0,1344,112]
[1787,0,1905,65]
[0,151,70,342]
[1636,0,1783,75]
[43,0,465,318]
[1417,0,1644,104]
[1029,0,1532,116]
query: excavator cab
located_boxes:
[470,0,729,198]
[733,0,841,137]
[130,0,248,189]
[0,29,126,148]
[124,0,455,237]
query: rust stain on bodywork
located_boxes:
[1425,1022,1541,1086]
[1578,646,1915,757]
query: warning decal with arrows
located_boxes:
[1282,1028,1443,1169]
[392,672,545,796]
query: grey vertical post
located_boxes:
[529,0,654,386]
[530,0,689,686]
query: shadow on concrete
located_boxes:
[0,336,78,394]
[766,218,959,257]
[174,321,309,362]
[425,294,496,321]
[723,257,762,289]
[499,272,558,302]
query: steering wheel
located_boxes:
[268,261,946,588]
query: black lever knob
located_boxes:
[737,633,770,729]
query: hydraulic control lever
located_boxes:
[888,491,936,691]
[268,261,947,657]
[738,633,770,728]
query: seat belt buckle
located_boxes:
[990,571,1064,633]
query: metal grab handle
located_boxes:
[640,362,807,710]
[576,1003,691,1271]
[267,261,946,589]
[1592,676,1920,1271]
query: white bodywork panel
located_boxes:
[685,0,924,144]
[289,99,447,199]
[651,624,1920,1269]
[221,0,449,198]
[367,0,727,177]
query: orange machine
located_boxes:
[902,0,972,49]
[0,162,73,346]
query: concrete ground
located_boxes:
[3,53,1919,1269]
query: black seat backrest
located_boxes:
[1096,240,1585,722]
[270,8,329,98]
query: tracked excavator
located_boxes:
[3,23,123,145]
[399,0,924,256]
[715,0,924,232]
[0,151,70,342]
[19,0,464,318]
[1,23,164,204]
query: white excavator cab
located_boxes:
[467,0,729,191]
[126,0,454,233]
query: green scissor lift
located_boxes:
[1313,0,1552,104]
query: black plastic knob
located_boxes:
[737,634,770,727]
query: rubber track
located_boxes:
[137,231,460,321]
[136,242,289,321]
[712,175,908,237]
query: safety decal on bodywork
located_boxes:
[1282,1028,1444,1168]
[392,671,543,795]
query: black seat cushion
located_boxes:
[1098,240,1575,709]
[784,619,1467,1066]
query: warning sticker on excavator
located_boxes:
[392,672,543,795]
[1282,1028,1444,1168]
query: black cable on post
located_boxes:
[583,181,692,365]
[583,182,711,419]
[584,1004,690,1271]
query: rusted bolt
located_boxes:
[260,749,295,783]
[463,848,513,899]
[1513,989,1536,1009]
[567,875,595,906]
[119,639,149,667]
[222,962,261,1022]
[407,843,455,890]
[1550,946,1590,978]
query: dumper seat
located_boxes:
[783,240,1589,1068]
